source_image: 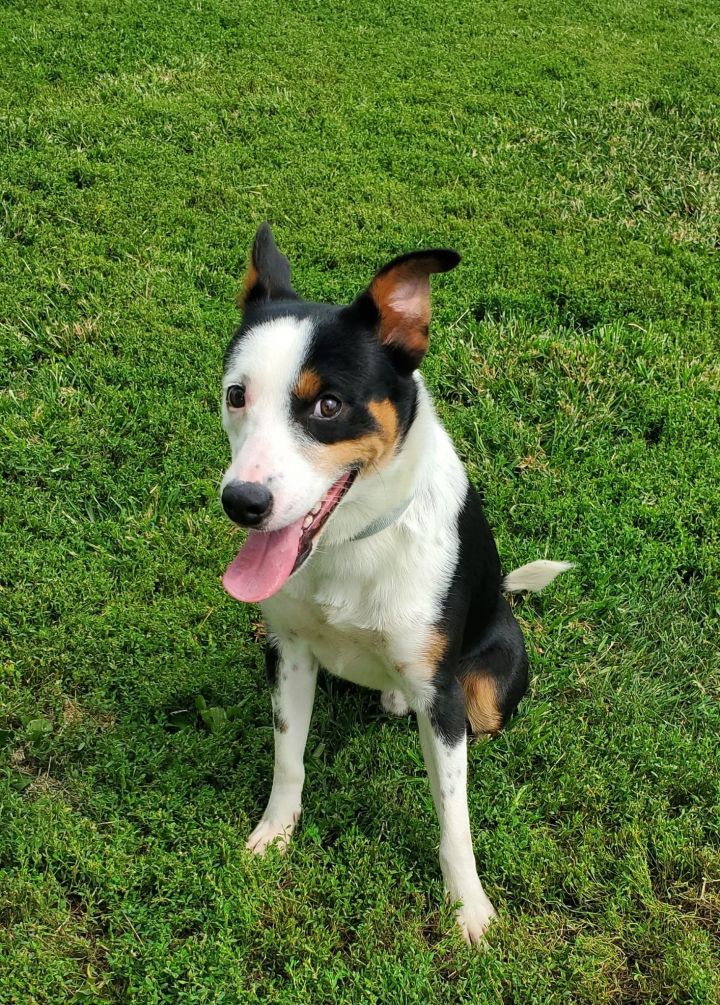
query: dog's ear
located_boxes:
[345,249,460,373]
[237,222,297,309]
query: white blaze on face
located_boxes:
[221,315,333,532]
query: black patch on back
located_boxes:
[438,483,502,657]
[428,483,527,741]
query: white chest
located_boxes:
[261,412,469,694]
[263,589,396,691]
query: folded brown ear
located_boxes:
[236,222,297,309]
[367,249,460,370]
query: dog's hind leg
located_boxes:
[457,596,529,738]
[246,639,318,855]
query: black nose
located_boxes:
[222,482,273,527]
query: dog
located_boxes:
[220,223,571,945]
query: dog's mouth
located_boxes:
[222,471,357,603]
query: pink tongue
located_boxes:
[222,516,305,603]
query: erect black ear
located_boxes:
[344,248,460,373]
[236,222,297,309]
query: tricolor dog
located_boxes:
[220,223,571,945]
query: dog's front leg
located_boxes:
[246,640,317,855]
[416,683,497,946]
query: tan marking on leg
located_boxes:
[311,398,399,476]
[461,673,502,735]
[401,627,448,682]
[424,628,447,673]
[294,368,322,401]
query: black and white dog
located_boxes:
[220,224,571,945]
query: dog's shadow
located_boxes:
[275,672,444,876]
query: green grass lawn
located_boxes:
[2,0,719,1001]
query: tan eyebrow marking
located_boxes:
[294,368,322,401]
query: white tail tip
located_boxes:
[502,560,574,594]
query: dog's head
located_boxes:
[221,222,459,602]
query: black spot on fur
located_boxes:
[265,643,279,688]
[273,710,288,733]
[445,483,502,653]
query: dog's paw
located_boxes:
[245,812,299,855]
[381,689,410,717]
[455,895,497,948]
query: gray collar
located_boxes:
[350,496,414,542]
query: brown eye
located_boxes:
[313,395,342,419]
[226,384,246,409]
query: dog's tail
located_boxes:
[502,559,574,594]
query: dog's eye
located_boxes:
[313,395,342,419]
[226,384,246,409]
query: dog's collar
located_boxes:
[350,496,413,542]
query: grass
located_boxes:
[1,0,719,1001]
